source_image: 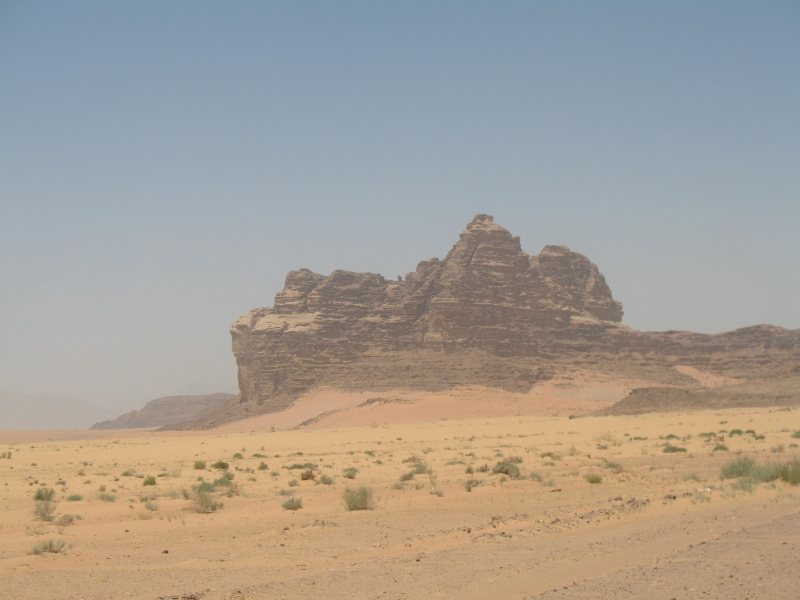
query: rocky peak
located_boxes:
[229,215,625,408]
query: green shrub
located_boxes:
[55,514,74,527]
[476,464,490,473]
[258,462,268,470]
[98,492,116,502]
[282,496,303,510]
[192,491,222,513]
[713,444,729,452]
[34,488,55,502]
[121,470,135,476]
[792,431,800,439]
[252,453,266,458]
[212,477,231,488]
[585,474,602,484]
[300,469,316,481]
[766,458,800,486]
[492,462,521,479]
[281,496,303,510]
[663,444,687,453]
[66,494,82,502]
[212,460,229,470]
[411,462,429,475]
[233,453,243,459]
[194,481,215,493]
[142,476,156,486]
[33,500,56,521]
[464,479,482,492]
[319,474,334,485]
[29,539,66,555]
[288,479,299,487]
[729,429,743,436]
[399,471,415,482]
[604,461,623,472]
[193,461,206,470]
[343,487,375,511]
[342,467,359,479]
[721,456,756,479]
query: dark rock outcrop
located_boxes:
[90,393,235,429]
[182,215,799,428]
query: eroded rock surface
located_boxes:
[187,215,799,428]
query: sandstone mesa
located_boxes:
[181,215,799,428]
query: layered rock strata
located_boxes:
[186,215,799,428]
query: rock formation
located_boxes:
[183,215,800,428]
[91,393,234,429]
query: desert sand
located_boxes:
[1,397,799,600]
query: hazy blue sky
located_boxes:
[1,1,798,410]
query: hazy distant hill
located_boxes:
[0,391,117,430]
[90,393,235,429]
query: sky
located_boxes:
[1,1,798,411]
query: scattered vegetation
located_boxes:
[66,494,82,502]
[464,479,482,492]
[34,488,55,502]
[713,444,729,452]
[300,469,316,481]
[585,474,602,484]
[492,462,521,479]
[98,492,116,502]
[342,467,359,479]
[33,500,56,521]
[721,456,756,479]
[29,539,66,555]
[663,444,687,453]
[191,491,222,513]
[193,461,206,470]
[258,462,269,470]
[142,476,156,486]
[233,453,243,459]
[720,456,800,487]
[343,486,375,511]
[211,460,229,470]
[318,474,334,485]
[540,451,562,461]
[281,496,303,510]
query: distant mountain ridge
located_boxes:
[0,391,118,430]
[90,393,235,429]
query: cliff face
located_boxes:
[186,214,798,429]
[231,215,622,405]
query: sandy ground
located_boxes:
[1,404,799,600]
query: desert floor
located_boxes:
[1,405,799,600]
